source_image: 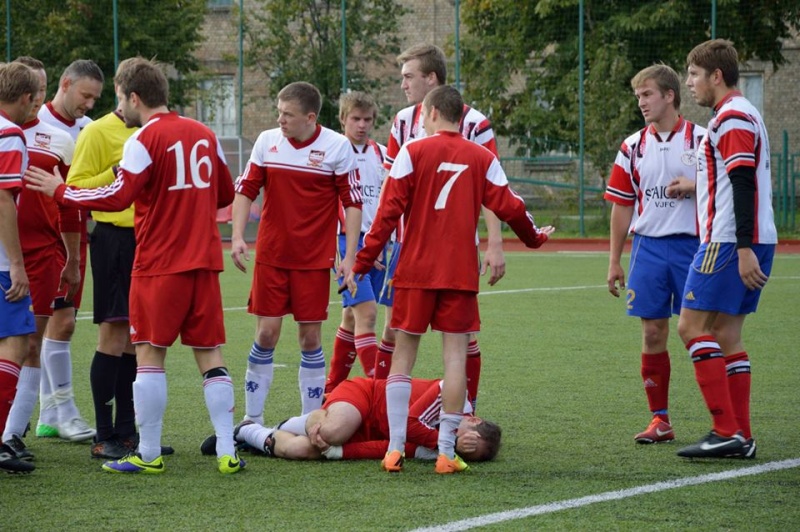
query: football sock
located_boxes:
[37,356,57,427]
[355,333,377,378]
[466,340,481,411]
[325,327,355,393]
[725,351,752,439]
[115,353,137,438]
[386,374,412,452]
[244,342,273,424]
[90,351,120,441]
[374,339,394,380]
[203,367,235,458]
[641,351,670,418]
[0,359,21,433]
[237,422,275,452]
[3,365,38,440]
[687,336,739,437]
[133,366,167,462]
[438,411,463,459]
[299,348,326,414]
[42,338,80,424]
[277,413,310,435]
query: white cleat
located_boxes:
[59,418,97,442]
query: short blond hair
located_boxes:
[631,64,681,109]
[338,91,377,124]
[0,62,40,103]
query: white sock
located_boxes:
[3,366,40,440]
[237,422,275,453]
[277,413,310,435]
[244,343,273,424]
[37,343,57,426]
[414,446,439,460]
[42,338,80,424]
[386,375,412,453]
[203,372,235,458]
[298,348,325,414]
[437,411,463,459]
[133,367,167,462]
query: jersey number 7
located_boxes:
[434,162,468,210]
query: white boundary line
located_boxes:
[411,458,800,532]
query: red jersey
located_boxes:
[17,119,78,253]
[355,131,548,291]
[0,112,27,270]
[54,112,234,276]
[236,125,362,270]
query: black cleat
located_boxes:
[677,431,747,458]
[200,434,217,456]
[3,435,34,462]
[91,438,130,460]
[740,438,757,459]
[0,443,35,474]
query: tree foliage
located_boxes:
[244,0,409,129]
[461,0,800,173]
[0,0,207,116]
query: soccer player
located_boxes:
[669,40,777,459]
[344,86,553,474]
[33,59,104,442]
[2,57,79,463]
[605,64,705,444]
[377,44,504,411]
[325,91,388,392]
[25,57,242,474]
[231,82,362,420]
[0,61,40,474]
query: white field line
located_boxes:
[411,458,800,532]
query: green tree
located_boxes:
[1,0,206,116]
[460,0,800,173]
[244,0,409,129]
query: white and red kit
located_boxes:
[0,113,27,270]
[354,131,548,291]
[349,140,386,232]
[604,117,705,237]
[38,102,91,141]
[696,91,777,244]
[235,124,362,270]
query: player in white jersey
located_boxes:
[325,92,388,392]
[669,39,777,459]
[32,59,103,442]
[605,65,705,445]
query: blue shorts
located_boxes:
[682,242,775,315]
[378,241,401,307]
[336,234,387,308]
[626,234,698,319]
[0,271,36,339]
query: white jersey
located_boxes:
[0,114,28,270]
[38,102,92,141]
[696,91,777,244]
[352,140,386,232]
[604,117,705,237]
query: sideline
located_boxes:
[411,458,800,531]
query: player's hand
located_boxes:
[480,240,506,286]
[24,166,64,197]
[607,263,626,298]
[737,247,769,290]
[230,236,249,273]
[666,177,694,200]
[59,260,81,302]
[336,253,355,280]
[307,422,331,452]
[373,249,386,271]
[531,225,556,248]
[2,263,30,302]
[455,430,481,455]
[340,269,360,297]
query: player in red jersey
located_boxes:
[345,86,554,474]
[26,57,242,475]
[231,82,362,421]
[0,61,39,474]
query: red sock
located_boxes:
[466,340,481,412]
[687,336,739,437]
[354,333,377,378]
[725,351,752,439]
[325,327,355,394]
[373,339,394,380]
[641,351,670,420]
[0,359,21,434]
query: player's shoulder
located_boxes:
[26,120,74,149]
[392,103,420,123]
[462,104,490,122]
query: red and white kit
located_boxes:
[0,113,27,270]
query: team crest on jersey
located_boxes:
[308,149,325,168]
[34,132,52,149]
[681,150,696,166]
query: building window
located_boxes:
[740,73,764,115]
[198,76,237,138]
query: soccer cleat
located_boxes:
[381,450,404,472]
[59,417,96,442]
[200,434,217,456]
[0,443,35,474]
[435,453,470,474]
[102,453,165,474]
[35,423,59,438]
[91,438,130,460]
[740,438,757,459]
[218,453,246,474]
[634,418,675,444]
[3,435,34,462]
[119,434,175,456]
[677,431,747,458]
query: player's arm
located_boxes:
[55,162,81,301]
[215,141,235,209]
[607,203,633,298]
[334,164,363,279]
[230,160,264,273]
[480,207,506,286]
[0,189,28,302]
[66,128,115,189]
[25,164,143,213]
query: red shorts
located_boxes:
[248,264,330,322]
[391,288,480,335]
[25,246,61,316]
[53,238,87,310]
[323,377,380,442]
[129,270,225,348]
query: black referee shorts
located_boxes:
[90,221,136,324]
